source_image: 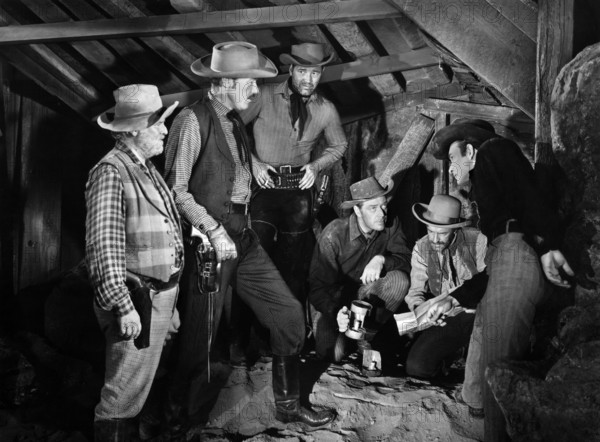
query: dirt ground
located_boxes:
[0,333,483,442]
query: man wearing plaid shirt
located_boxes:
[86,84,182,441]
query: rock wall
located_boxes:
[487,42,600,441]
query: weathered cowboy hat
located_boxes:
[98,84,178,132]
[431,118,496,160]
[340,177,394,210]
[191,41,278,78]
[412,195,470,228]
[279,43,334,67]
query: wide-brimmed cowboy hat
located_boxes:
[412,195,471,228]
[98,84,178,132]
[191,41,278,78]
[340,177,394,210]
[279,43,334,67]
[431,118,496,160]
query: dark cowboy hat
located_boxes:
[412,195,471,228]
[340,177,394,210]
[98,84,179,132]
[431,118,496,160]
[191,41,278,78]
[279,43,334,67]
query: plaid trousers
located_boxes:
[94,285,178,420]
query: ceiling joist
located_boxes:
[0,0,401,45]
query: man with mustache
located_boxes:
[164,42,335,431]
[308,177,411,362]
[86,84,182,441]
[402,195,487,401]
[432,119,574,441]
[240,42,347,302]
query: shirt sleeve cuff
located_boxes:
[112,295,135,317]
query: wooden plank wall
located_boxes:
[0,63,101,302]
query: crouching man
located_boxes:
[309,177,411,361]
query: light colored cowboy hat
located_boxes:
[97,84,179,132]
[431,118,496,160]
[191,41,278,78]
[412,194,471,228]
[340,177,394,210]
[279,43,334,67]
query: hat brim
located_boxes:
[431,123,496,160]
[339,179,394,210]
[279,52,334,67]
[97,101,179,132]
[412,203,471,228]
[191,53,278,78]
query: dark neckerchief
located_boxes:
[226,109,253,170]
[288,78,309,140]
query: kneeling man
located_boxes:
[309,177,411,361]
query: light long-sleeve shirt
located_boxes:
[240,80,347,170]
[405,227,487,311]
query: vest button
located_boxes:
[229,177,234,182]
[169,242,174,247]
[167,230,171,235]
[224,202,228,206]
[164,219,169,223]
[226,190,232,195]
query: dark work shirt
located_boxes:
[470,138,560,252]
[308,213,411,316]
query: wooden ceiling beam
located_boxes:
[0,0,401,45]
[55,0,190,93]
[88,0,201,87]
[534,0,574,165]
[96,52,440,118]
[169,0,246,44]
[485,0,538,42]
[18,0,128,88]
[386,0,536,118]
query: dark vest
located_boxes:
[188,99,243,229]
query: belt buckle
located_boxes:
[279,165,292,174]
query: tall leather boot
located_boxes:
[94,418,138,442]
[272,354,336,427]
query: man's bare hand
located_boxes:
[337,306,350,332]
[360,255,385,284]
[298,163,317,189]
[118,309,142,340]
[425,298,454,326]
[252,160,276,189]
[207,225,237,262]
[541,250,574,288]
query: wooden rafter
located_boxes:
[87,0,202,87]
[0,0,401,45]
[54,0,191,93]
[386,0,536,118]
[535,0,574,164]
[96,51,441,118]
[485,0,538,42]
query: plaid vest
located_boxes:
[99,148,182,282]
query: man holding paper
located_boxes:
[338,195,487,386]
[401,194,487,387]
